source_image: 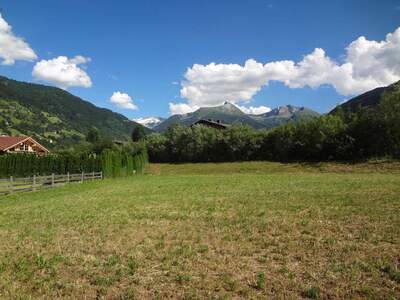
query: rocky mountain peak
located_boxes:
[261,105,302,117]
[222,101,239,110]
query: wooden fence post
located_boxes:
[67,172,70,184]
[81,172,84,183]
[9,176,13,194]
[51,173,55,187]
[33,175,36,191]
[100,171,103,180]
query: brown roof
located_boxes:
[192,119,229,129]
[0,136,29,151]
[0,136,49,153]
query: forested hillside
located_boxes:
[330,80,400,113]
[0,76,145,148]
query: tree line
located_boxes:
[146,89,400,163]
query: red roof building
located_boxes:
[0,136,49,156]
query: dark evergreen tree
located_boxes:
[131,126,146,142]
[86,128,100,144]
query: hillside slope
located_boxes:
[0,76,144,148]
[330,80,400,114]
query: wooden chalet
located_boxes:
[191,119,228,130]
[0,136,49,156]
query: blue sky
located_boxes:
[0,0,399,120]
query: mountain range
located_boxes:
[148,80,400,131]
[152,102,320,132]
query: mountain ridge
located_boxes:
[154,102,320,132]
[330,80,400,114]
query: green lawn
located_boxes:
[0,162,399,299]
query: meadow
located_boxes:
[0,161,399,299]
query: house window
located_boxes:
[19,144,29,151]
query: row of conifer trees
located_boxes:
[101,148,148,178]
[0,148,148,178]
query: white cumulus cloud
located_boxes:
[178,27,400,112]
[181,59,267,107]
[237,105,271,115]
[169,102,198,115]
[0,14,37,65]
[32,55,92,89]
[110,91,138,110]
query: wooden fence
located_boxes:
[0,172,103,195]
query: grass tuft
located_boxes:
[303,286,320,299]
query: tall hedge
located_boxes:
[101,150,114,178]
[0,148,147,178]
[100,147,148,178]
[133,149,148,174]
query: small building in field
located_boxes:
[0,136,49,156]
[191,119,228,130]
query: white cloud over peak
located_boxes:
[178,27,400,112]
[237,105,271,115]
[0,14,37,65]
[134,117,161,124]
[32,55,92,89]
[168,101,270,116]
[110,91,138,110]
[181,59,267,107]
[169,102,198,115]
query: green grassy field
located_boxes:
[0,162,399,299]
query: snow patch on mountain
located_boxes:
[133,117,164,129]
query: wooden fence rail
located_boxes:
[0,172,102,196]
